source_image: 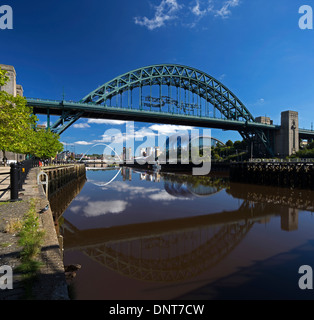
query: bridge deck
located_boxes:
[299,128,314,139]
[27,98,279,132]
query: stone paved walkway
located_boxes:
[0,167,69,300]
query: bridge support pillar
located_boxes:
[275,111,299,157]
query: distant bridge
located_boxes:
[26,64,314,157]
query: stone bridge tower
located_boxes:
[275,110,299,157]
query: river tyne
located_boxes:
[50,167,314,300]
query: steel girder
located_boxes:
[82,64,273,155]
[50,110,84,135]
[29,65,274,155]
[82,64,255,123]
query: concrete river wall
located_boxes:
[36,164,86,299]
[42,164,86,197]
[230,161,314,189]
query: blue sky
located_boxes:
[1,0,314,155]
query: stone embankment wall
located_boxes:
[230,162,314,189]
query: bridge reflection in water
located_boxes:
[50,167,314,299]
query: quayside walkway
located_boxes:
[0,166,70,300]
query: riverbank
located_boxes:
[0,167,69,300]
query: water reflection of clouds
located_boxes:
[68,173,215,222]
[102,181,159,194]
[68,192,128,217]
[74,196,91,202]
[80,200,128,217]
[149,190,190,201]
[105,181,190,202]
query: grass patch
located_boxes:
[4,218,23,234]
[0,242,11,248]
[15,198,45,299]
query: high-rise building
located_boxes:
[155,147,161,158]
[0,64,23,97]
[126,147,132,161]
[146,147,153,156]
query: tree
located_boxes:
[0,84,37,157]
[0,68,9,86]
[308,141,314,149]
[233,140,248,151]
[226,140,234,147]
[29,128,63,159]
[0,66,63,159]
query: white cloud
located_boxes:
[68,124,197,150]
[215,0,240,18]
[74,141,93,145]
[94,127,157,144]
[93,124,195,148]
[73,123,90,129]
[135,0,242,29]
[250,98,266,107]
[97,129,126,143]
[134,127,157,139]
[82,200,128,217]
[219,73,226,81]
[134,0,182,30]
[149,124,195,135]
[191,0,212,17]
[87,119,127,125]
[38,121,47,127]
[61,141,75,146]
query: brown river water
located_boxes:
[50,167,314,300]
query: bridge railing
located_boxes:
[26,97,264,122]
[27,97,61,103]
[26,97,97,105]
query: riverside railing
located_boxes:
[8,159,40,202]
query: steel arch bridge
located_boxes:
[82,64,253,121]
[27,64,277,155]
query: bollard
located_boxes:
[17,162,25,191]
[10,163,21,202]
[17,162,21,189]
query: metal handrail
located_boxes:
[3,159,40,201]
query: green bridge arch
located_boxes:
[82,64,255,123]
[27,64,276,155]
